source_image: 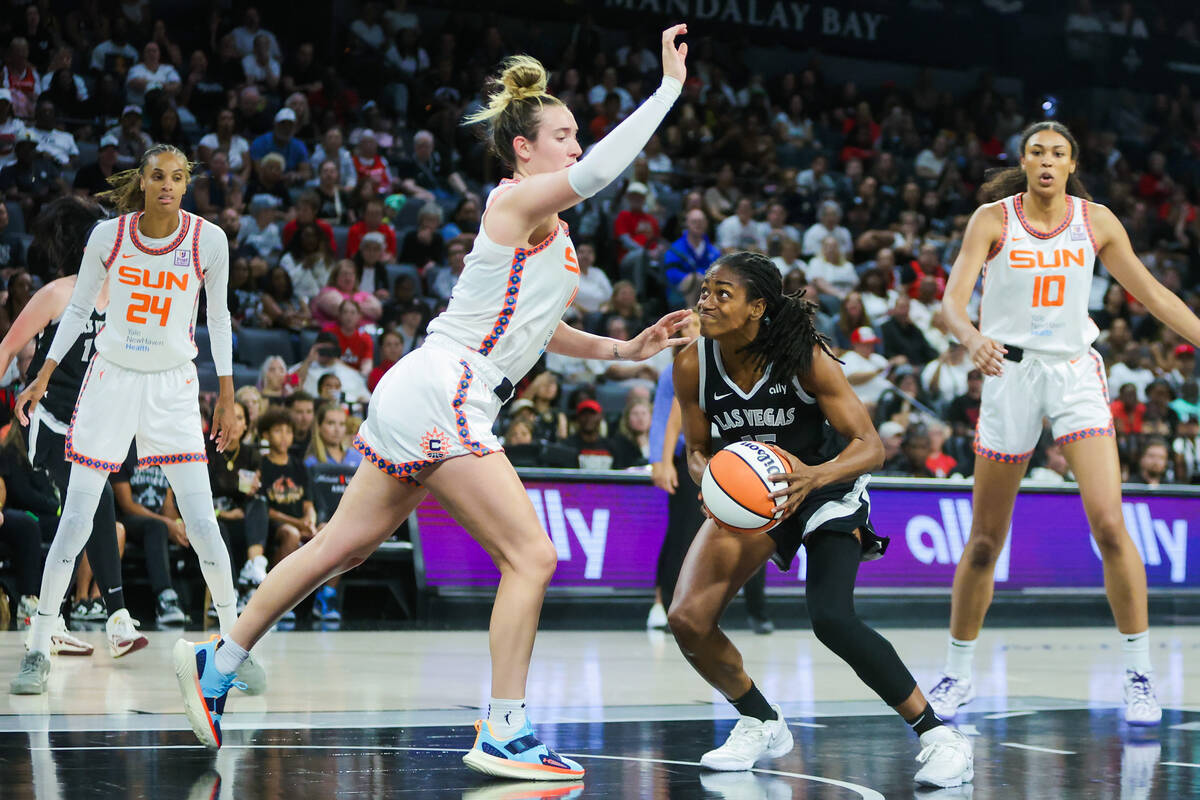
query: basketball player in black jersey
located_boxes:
[668,252,972,788]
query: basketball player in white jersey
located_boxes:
[175,26,693,779]
[927,121,1200,725]
[9,144,265,696]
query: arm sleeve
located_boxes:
[45,228,109,365]
[566,77,681,200]
[648,363,675,465]
[203,226,234,376]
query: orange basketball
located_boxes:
[700,441,790,534]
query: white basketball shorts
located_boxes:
[65,355,207,471]
[354,334,504,485]
[974,347,1114,464]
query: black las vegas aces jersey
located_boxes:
[697,336,849,477]
[26,308,105,423]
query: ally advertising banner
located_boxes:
[414,479,1198,590]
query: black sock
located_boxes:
[731,682,777,722]
[905,702,944,736]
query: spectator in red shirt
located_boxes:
[1136,151,1172,204]
[613,182,661,260]
[906,242,947,299]
[1111,382,1146,435]
[346,195,396,258]
[925,421,958,478]
[281,191,335,252]
[367,329,405,392]
[350,128,392,195]
[322,298,374,376]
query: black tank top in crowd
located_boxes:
[26,308,105,423]
[698,336,852,482]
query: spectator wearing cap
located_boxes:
[664,208,721,302]
[877,419,905,463]
[289,329,371,403]
[30,98,77,168]
[395,129,467,203]
[613,182,662,261]
[839,326,892,407]
[124,41,180,107]
[346,196,396,259]
[0,128,60,218]
[2,38,37,120]
[1164,342,1196,393]
[242,33,281,94]
[72,134,119,198]
[564,399,618,470]
[0,89,26,169]
[105,105,153,170]
[351,129,395,196]
[801,200,853,258]
[880,295,936,369]
[250,108,311,185]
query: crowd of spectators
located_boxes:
[0,0,1196,500]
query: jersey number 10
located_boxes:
[127,292,172,326]
[1031,274,1065,308]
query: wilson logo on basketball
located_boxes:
[1009,249,1086,269]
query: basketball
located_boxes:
[700,441,792,534]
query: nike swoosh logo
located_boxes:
[1011,235,1025,241]
[713,392,732,401]
[122,253,137,258]
[185,378,194,384]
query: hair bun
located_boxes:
[499,55,548,102]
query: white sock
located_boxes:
[487,697,526,739]
[28,611,56,657]
[1121,630,1152,675]
[214,636,250,676]
[945,636,976,681]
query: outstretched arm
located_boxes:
[1093,202,1200,347]
[546,309,694,361]
[485,25,687,247]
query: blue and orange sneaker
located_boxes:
[463,719,585,781]
[173,636,245,749]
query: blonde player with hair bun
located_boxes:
[10,143,265,697]
[176,25,694,781]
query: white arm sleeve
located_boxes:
[45,231,108,366]
[566,76,681,200]
[203,226,234,376]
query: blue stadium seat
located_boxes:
[196,362,220,393]
[596,381,634,417]
[298,328,319,360]
[332,225,349,258]
[232,363,260,389]
[385,263,421,293]
[235,327,296,367]
[193,326,212,363]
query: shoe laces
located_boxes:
[723,717,773,755]
[110,614,142,637]
[19,652,47,673]
[929,674,962,699]
[916,733,965,766]
[1126,672,1155,705]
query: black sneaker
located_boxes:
[69,599,92,622]
[156,588,186,626]
[84,599,107,621]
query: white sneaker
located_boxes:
[646,602,668,629]
[914,726,974,788]
[239,555,268,588]
[105,609,149,658]
[700,704,793,771]
[25,615,94,656]
[927,674,975,720]
[1124,671,1162,726]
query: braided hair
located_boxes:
[712,251,836,380]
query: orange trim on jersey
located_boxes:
[102,215,126,271]
[1055,423,1115,446]
[1013,193,1074,240]
[190,217,204,282]
[1088,349,1111,405]
[128,211,192,255]
[1080,199,1099,253]
[985,201,1008,262]
[138,452,207,468]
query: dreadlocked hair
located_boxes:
[96,143,197,213]
[715,251,836,380]
[979,120,1092,203]
[29,195,108,277]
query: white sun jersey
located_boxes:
[47,210,233,374]
[978,193,1100,359]
[424,179,579,383]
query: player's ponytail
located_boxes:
[980,120,1092,203]
[97,143,197,213]
[715,251,836,381]
[463,55,564,171]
